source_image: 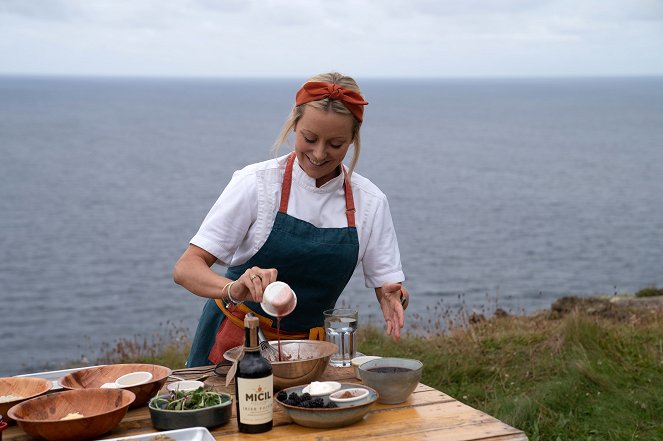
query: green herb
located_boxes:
[149,387,228,411]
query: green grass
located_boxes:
[92,320,191,369]
[635,286,663,298]
[93,306,663,440]
[359,312,663,441]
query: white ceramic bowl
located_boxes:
[351,356,382,379]
[115,371,153,387]
[329,387,370,407]
[261,281,297,317]
[166,380,205,393]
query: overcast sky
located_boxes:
[1,0,662,78]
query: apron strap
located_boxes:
[215,299,273,327]
[279,152,356,228]
[278,153,295,214]
[214,299,325,341]
[308,327,326,341]
[342,165,356,227]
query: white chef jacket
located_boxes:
[191,154,405,288]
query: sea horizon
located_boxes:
[1,75,662,376]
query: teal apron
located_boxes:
[187,152,359,367]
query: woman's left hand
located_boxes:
[376,283,409,342]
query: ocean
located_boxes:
[1,76,662,376]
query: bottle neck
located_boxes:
[244,325,259,351]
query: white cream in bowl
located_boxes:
[302,381,341,397]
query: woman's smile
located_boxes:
[306,155,328,167]
[294,106,354,187]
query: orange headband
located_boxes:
[295,81,369,122]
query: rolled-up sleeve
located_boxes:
[190,171,257,266]
[361,195,405,288]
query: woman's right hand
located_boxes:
[232,266,278,303]
[173,245,277,303]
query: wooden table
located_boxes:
[4,365,528,441]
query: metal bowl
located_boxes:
[223,340,337,390]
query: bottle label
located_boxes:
[237,376,273,425]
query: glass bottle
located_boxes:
[235,315,273,433]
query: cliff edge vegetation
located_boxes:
[95,291,663,441]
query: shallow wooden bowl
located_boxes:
[7,388,135,441]
[59,363,171,408]
[0,377,52,424]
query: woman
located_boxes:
[174,72,410,367]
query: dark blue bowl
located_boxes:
[148,393,232,430]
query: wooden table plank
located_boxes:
[208,400,526,441]
[3,365,527,441]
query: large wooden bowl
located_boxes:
[0,377,52,424]
[59,364,171,408]
[7,388,135,441]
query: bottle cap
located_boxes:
[244,315,259,328]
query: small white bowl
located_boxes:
[351,356,382,379]
[166,380,205,393]
[329,387,370,407]
[261,281,297,317]
[302,381,341,397]
[115,371,153,388]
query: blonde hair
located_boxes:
[272,72,364,177]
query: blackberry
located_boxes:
[311,397,324,407]
[283,399,297,406]
[324,402,338,408]
[298,400,313,408]
[276,391,287,402]
[288,392,302,403]
[301,392,311,401]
